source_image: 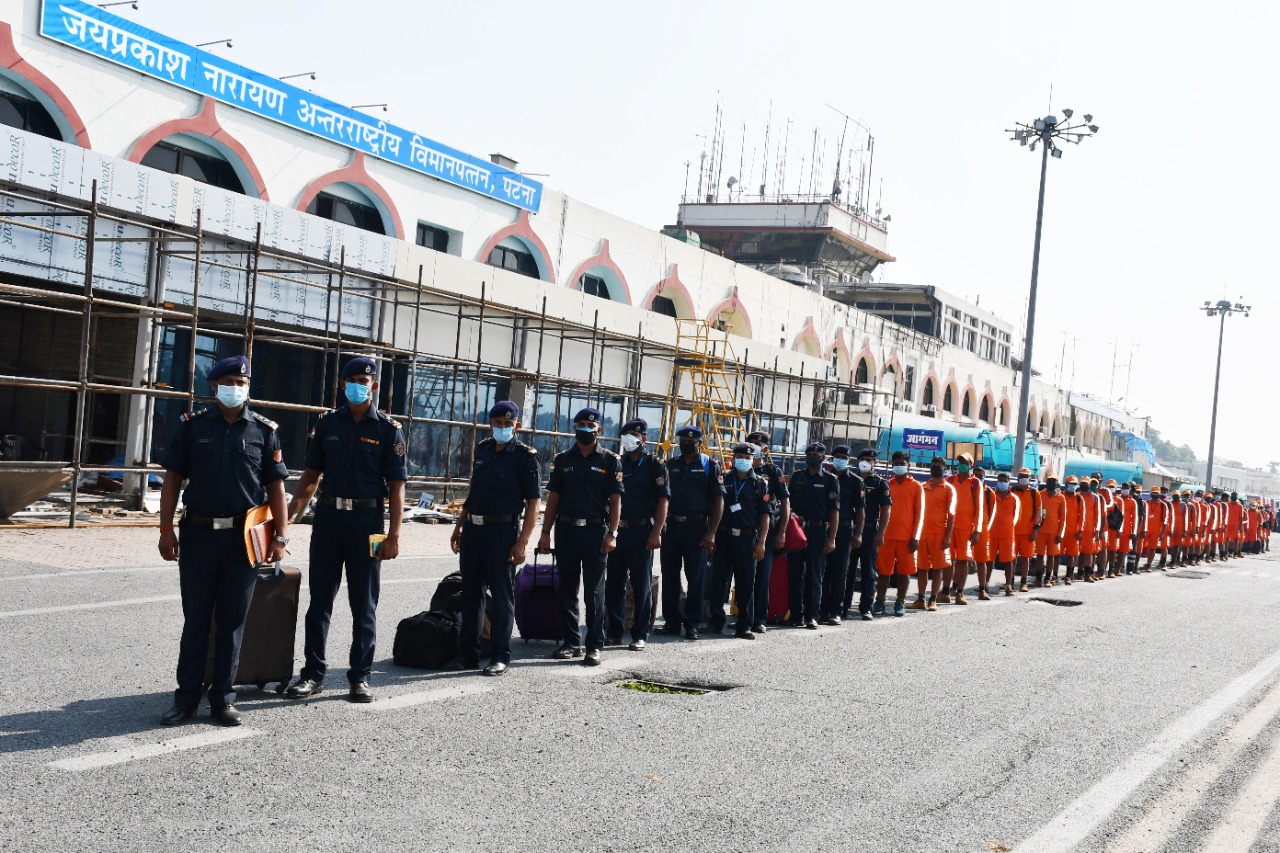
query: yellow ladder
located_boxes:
[658,319,756,462]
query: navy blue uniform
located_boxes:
[710,471,770,634]
[605,451,669,643]
[821,469,865,619]
[459,437,541,664]
[787,468,840,623]
[848,471,892,615]
[546,444,623,651]
[160,406,288,709]
[299,406,407,687]
[660,453,726,631]
[751,461,789,628]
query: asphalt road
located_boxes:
[2,524,1280,852]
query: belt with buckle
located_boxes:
[317,494,383,511]
[617,518,653,529]
[465,513,516,526]
[726,527,756,537]
[183,511,245,531]
[557,517,605,527]
[669,513,706,523]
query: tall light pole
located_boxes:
[1201,299,1250,492]
[1006,110,1098,471]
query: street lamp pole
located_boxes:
[1006,110,1098,472]
[1202,299,1250,492]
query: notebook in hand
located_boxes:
[243,504,275,566]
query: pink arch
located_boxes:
[826,331,853,379]
[566,240,633,304]
[295,152,403,237]
[792,315,821,354]
[707,290,753,338]
[853,341,877,381]
[126,98,268,200]
[0,22,90,147]
[640,264,695,317]
[476,210,556,283]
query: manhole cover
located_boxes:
[1029,597,1083,607]
[616,679,734,695]
[1168,570,1210,579]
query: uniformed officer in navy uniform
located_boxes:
[746,430,789,634]
[448,401,541,676]
[285,357,407,703]
[787,442,839,628]
[659,425,725,640]
[604,418,669,651]
[845,447,893,620]
[157,355,290,727]
[820,445,865,625]
[709,443,771,639]
[537,407,622,666]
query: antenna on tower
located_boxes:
[759,101,772,196]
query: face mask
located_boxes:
[806,455,824,469]
[492,426,514,444]
[752,445,763,458]
[1046,483,1058,493]
[344,382,371,405]
[215,384,249,408]
[679,441,698,457]
[575,427,596,446]
[858,460,872,473]
[1018,477,1029,487]
[1173,497,1180,503]
[1121,488,1130,496]
[1066,484,1077,493]
[733,458,753,473]
[957,464,971,475]
[620,434,642,453]
[996,481,1010,492]
[1204,496,1212,503]
[832,458,848,472]
[892,465,908,476]
[930,467,945,478]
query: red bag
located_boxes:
[783,516,808,552]
[767,554,790,623]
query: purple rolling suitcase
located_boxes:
[515,553,563,641]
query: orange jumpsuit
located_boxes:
[989,490,1020,564]
[1062,491,1085,557]
[1185,500,1201,547]
[878,476,923,576]
[1143,497,1168,554]
[1081,492,1103,555]
[920,480,957,570]
[1171,500,1186,547]
[1036,491,1068,557]
[975,482,997,563]
[1014,487,1042,559]
[948,473,983,561]
[1107,495,1138,554]
[1228,501,1243,546]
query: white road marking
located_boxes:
[1016,646,1280,853]
[48,727,262,771]
[360,682,494,710]
[1105,677,1280,852]
[1,565,175,582]
[0,595,180,619]
[1198,726,1280,853]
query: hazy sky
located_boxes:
[134,0,1280,466]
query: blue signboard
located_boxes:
[902,428,943,454]
[39,0,542,213]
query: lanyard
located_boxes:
[732,476,751,503]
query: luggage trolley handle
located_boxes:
[530,548,557,593]
[254,561,284,582]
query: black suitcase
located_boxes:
[204,563,301,693]
[393,610,461,669]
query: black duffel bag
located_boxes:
[392,610,460,669]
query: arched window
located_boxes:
[979,397,991,422]
[488,240,540,278]
[650,295,678,317]
[922,380,935,407]
[943,385,953,413]
[305,183,387,234]
[962,391,973,418]
[855,358,870,385]
[141,136,248,195]
[0,88,60,140]
[580,273,612,301]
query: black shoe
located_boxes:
[805,618,819,630]
[829,615,842,626]
[552,644,584,660]
[158,703,196,726]
[286,678,323,699]
[605,633,624,646]
[861,611,874,621]
[210,704,242,726]
[707,621,726,635]
[684,627,699,641]
[660,623,683,636]
[482,661,509,677]
[735,629,756,640]
[628,639,647,651]
[784,618,804,628]
[751,624,767,634]
[444,655,480,671]
[582,649,602,666]
[349,682,373,703]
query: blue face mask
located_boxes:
[733,458,753,473]
[892,465,908,476]
[832,458,849,471]
[344,381,371,405]
[996,481,1010,492]
[215,384,248,408]
[1066,484,1078,493]
[492,426,514,444]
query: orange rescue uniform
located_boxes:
[989,490,1020,564]
[1036,491,1067,557]
[919,480,957,570]
[877,475,924,576]
[948,474,983,561]
[1062,491,1085,557]
[1013,487,1042,559]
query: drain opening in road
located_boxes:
[617,679,734,696]
[1168,570,1210,579]
[1029,597,1083,607]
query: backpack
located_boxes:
[392,611,460,669]
[1106,504,1124,532]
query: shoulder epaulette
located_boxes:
[522,442,538,454]
[179,407,209,422]
[251,412,278,430]
[600,447,619,459]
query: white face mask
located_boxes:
[215,384,249,408]
[620,434,642,453]
[858,460,872,473]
